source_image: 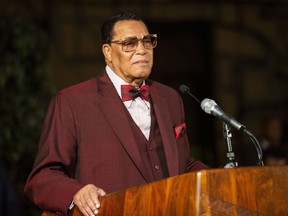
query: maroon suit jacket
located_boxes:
[24,72,208,214]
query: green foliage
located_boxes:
[0,16,54,162]
[0,16,55,215]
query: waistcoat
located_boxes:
[124,104,169,182]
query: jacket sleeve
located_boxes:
[24,93,84,215]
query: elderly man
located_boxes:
[25,12,208,216]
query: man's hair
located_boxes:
[101,12,144,44]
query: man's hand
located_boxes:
[73,184,106,216]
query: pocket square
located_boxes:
[174,123,187,139]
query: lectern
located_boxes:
[42,166,288,216]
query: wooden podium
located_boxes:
[43,166,288,216]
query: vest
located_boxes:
[124,104,169,182]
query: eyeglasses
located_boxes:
[109,34,157,52]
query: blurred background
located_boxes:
[1,0,288,215]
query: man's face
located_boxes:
[103,20,154,84]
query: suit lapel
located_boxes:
[95,73,153,182]
[149,84,179,177]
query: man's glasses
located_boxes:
[109,34,157,52]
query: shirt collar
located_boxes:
[105,65,146,97]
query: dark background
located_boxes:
[1,0,288,215]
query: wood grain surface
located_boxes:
[42,165,288,216]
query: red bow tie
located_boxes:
[121,85,150,102]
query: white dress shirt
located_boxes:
[106,65,151,140]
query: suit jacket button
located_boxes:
[154,165,159,170]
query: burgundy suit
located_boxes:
[25,72,208,214]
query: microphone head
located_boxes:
[200,98,217,114]
[179,85,190,94]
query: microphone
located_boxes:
[179,85,246,132]
[179,84,264,166]
[200,98,264,166]
[179,85,200,104]
[200,98,245,132]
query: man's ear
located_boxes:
[102,44,112,63]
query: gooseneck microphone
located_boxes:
[200,98,264,166]
[179,85,200,103]
[179,84,264,166]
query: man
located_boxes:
[25,12,208,216]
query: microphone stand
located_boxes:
[179,84,264,166]
[223,123,238,168]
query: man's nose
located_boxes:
[135,40,146,54]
